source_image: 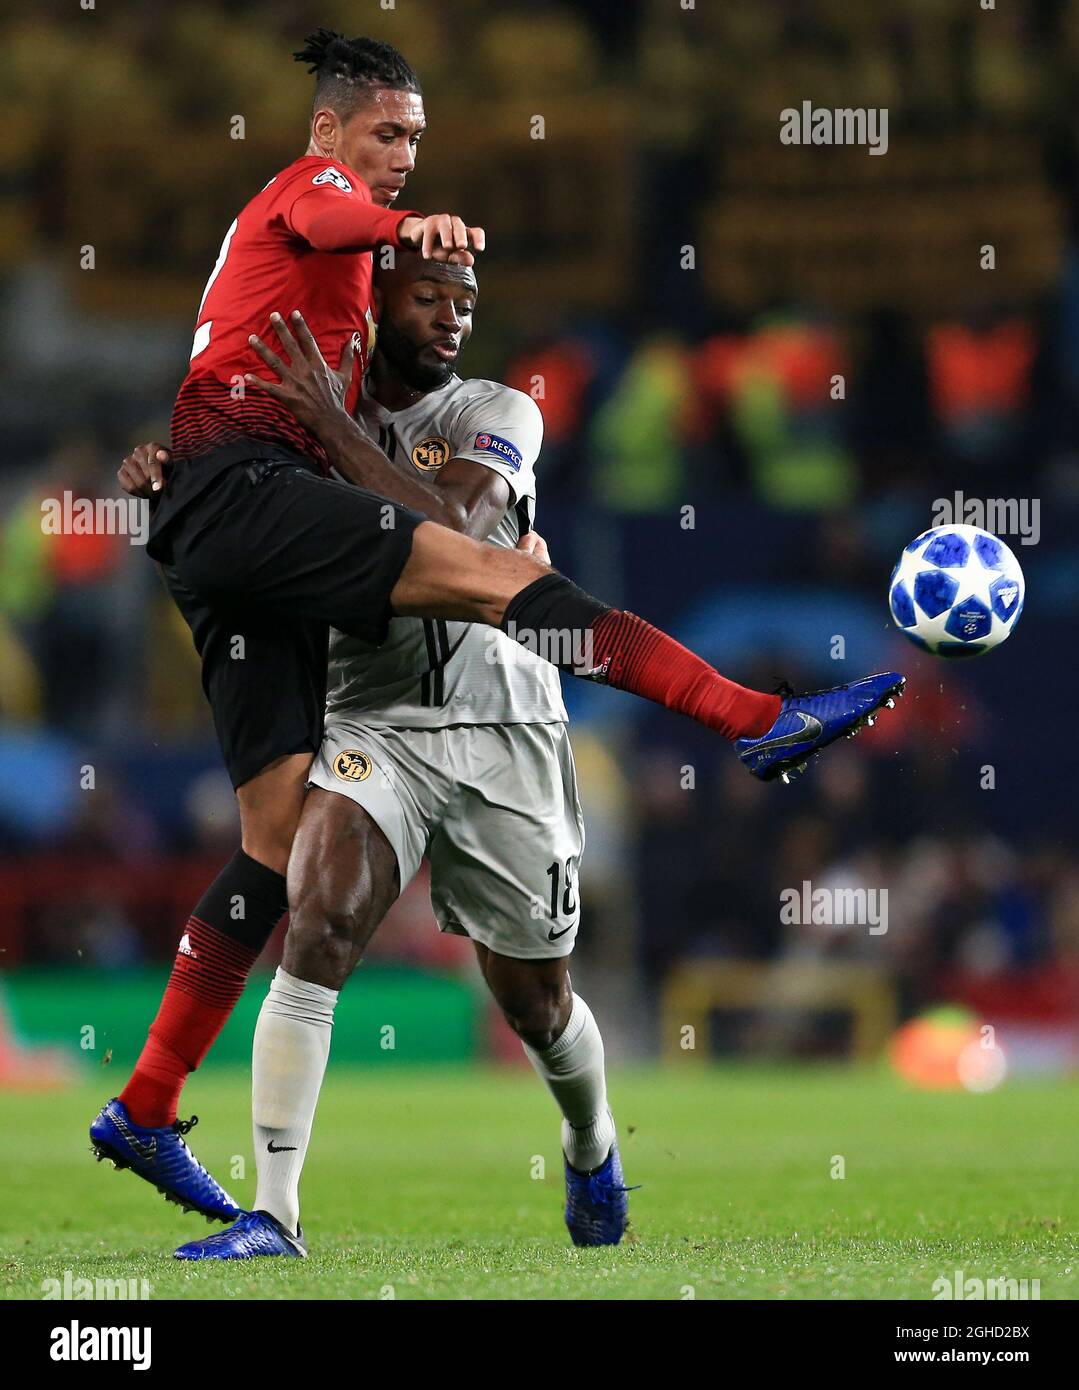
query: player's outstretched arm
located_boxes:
[291,197,483,267]
[246,312,508,537]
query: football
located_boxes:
[888,523,1025,657]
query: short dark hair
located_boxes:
[294,29,421,121]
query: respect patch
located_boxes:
[473,432,522,472]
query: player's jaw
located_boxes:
[375,315,463,391]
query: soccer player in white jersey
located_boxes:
[127,251,632,1257]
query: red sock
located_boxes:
[120,849,287,1125]
[120,917,259,1126]
[589,610,780,740]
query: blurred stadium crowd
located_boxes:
[1,0,1078,1064]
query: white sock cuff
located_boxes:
[540,993,592,1063]
[264,966,338,1026]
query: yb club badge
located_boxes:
[333,749,373,783]
[411,436,450,473]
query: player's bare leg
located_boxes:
[237,752,313,875]
[391,517,548,625]
[473,944,615,1172]
[473,942,630,1244]
[281,787,400,986]
[472,943,573,1050]
[248,789,398,1240]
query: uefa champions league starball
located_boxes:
[888,523,1025,658]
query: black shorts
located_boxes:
[149,439,424,789]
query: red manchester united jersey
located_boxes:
[171,154,414,470]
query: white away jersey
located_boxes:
[325,375,568,729]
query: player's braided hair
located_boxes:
[294,29,421,118]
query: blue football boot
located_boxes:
[174,1210,307,1260]
[564,1143,636,1247]
[736,672,906,783]
[90,1098,240,1223]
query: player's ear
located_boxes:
[310,108,339,156]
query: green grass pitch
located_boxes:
[2,1065,1075,1300]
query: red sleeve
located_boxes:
[287,184,419,253]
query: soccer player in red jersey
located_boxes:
[93,33,903,1223]
[170,31,483,473]
[94,31,491,1217]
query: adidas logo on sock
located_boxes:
[177,932,198,959]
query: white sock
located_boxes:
[251,966,337,1234]
[522,993,616,1173]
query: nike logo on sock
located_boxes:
[266,1140,298,1153]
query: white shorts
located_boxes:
[308,720,585,959]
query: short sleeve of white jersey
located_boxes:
[447,384,543,502]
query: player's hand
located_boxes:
[398,214,485,266]
[118,441,169,497]
[517,530,551,566]
[244,312,353,432]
